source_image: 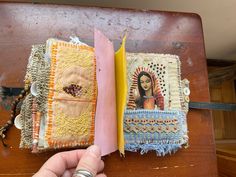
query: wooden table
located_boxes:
[0,3,218,177]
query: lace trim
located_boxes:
[20,44,47,148]
[19,94,33,148]
[123,110,187,144]
[124,117,178,125]
[124,124,179,133]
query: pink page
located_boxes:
[94,29,117,156]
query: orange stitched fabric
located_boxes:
[45,40,96,149]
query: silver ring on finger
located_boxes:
[73,169,93,177]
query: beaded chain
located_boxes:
[0,85,30,147]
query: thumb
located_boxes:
[74,145,102,177]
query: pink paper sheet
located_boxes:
[94,29,117,156]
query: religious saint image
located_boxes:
[127,67,164,110]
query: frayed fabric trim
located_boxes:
[125,143,182,156]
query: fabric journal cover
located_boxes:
[122,53,190,156]
[18,30,190,156]
[20,39,97,152]
[19,30,117,156]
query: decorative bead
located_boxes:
[183,87,190,96]
[184,96,190,103]
[25,86,30,91]
[33,139,38,144]
[0,85,30,147]
[4,124,9,128]
[25,79,30,84]
[63,84,82,97]
[18,94,23,99]
[11,101,16,106]
[7,120,12,125]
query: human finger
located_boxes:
[96,173,107,177]
[98,159,105,173]
[61,160,104,177]
[74,145,102,177]
[33,149,85,177]
[61,169,72,177]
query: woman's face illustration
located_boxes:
[140,75,152,91]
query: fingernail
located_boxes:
[87,145,101,158]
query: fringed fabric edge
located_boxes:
[125,143,182,156]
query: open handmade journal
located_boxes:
[18,29,190,156]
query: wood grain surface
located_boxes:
[216,141,236,177]
[0,3,218,177]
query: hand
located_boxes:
[33,145,106,177]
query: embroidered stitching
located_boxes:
[124,117,178,125]
[45,41,96,149]
[124,124,179,133]
[123,52,189,156]
[123,109,188,155]
[63,84,83,97]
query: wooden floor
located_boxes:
[216,140,236,177]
